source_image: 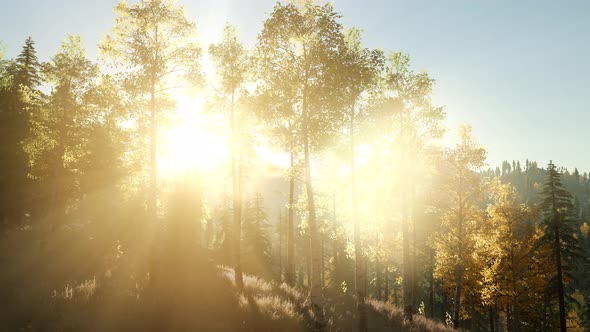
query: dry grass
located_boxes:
[220,265,454,332]
[367,299,456,332]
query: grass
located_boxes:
[0,226,454,331]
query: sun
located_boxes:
[159,93,229,177]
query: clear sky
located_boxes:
[1,0,589,171]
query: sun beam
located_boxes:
[159,93,229,177]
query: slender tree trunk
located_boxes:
[376,266,382,301]
[230,91,243,291]
[320,239,325,288]
[506,305,511,332]
[550,179,567,332]
[384,266,389,303]
[148,25,159,221]
[453,174,465,329]
[554,225,567,332]
[303,117,325,332]
[286,145,296,285]
[402,188,414,322]
[350,103,368,332]
[279,211,283,282]
[411,185,418,315]
[510,248,520,332]
[429,248,435,318]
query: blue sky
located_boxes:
[1,0,589,171]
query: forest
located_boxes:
[0,0,589,331]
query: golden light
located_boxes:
[159,93,229,177]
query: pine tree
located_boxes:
[540,161,580,332]
[15,37,41,89]
[242,192,272,278]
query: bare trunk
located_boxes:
[148,25,159,221]
[554,225,567,332]
[384,266,389,302]
[304,121,325,332]
[550,179,566,332]
[278,211,283,281]
[510,246,520,332]
[453,172,465,329]
[351,103,368,332]
[230,91,243,291]
[286,145,296,285]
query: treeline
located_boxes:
[0,1,588,331]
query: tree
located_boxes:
[242,192,272,278]
[379,51,445,321]
[483,179,541,332]
[540,161,580,332]
[432,125,485,329]
[340,27,383,331]
[256,2,349,329]
[209,23,250,291]
[37,35,98,233]
[100,0,202,219]
[0,37,43,230]
[15,37,42,89]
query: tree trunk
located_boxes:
[453,174,465,329]
[278,211,283,282]
[384,266,389,303]
[554,225,567,332]
[351,103,368,332]
[286,138,296,286]
[510,248,520,332]
[402,198,414,322]
[230,91,243,291]
[148,25,159,221]
[303,123,325,332]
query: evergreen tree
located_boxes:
[242,192,272,278]
[540,161,580,332]
[35,35,98,233]
[15,37,41,89]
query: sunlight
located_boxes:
[159,93,229,177]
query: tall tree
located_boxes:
[483,179,541,332]
[242,192,272,278]
[540,161,580,332]
[36,35,98,234]
[380,51,445,321]
[256,2,348,329]
[209,23,250,291]
[340,27,383,332]
[15,37,42,89]
[432,125,485,329]
[100,0,202,219]
[0,37,43,230]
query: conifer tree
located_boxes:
[540,161,580,332]
[15,37,41,89]
[242,192,272,278]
